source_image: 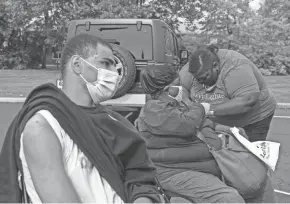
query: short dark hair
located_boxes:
[60,33,112,79]
[188,44,219,74]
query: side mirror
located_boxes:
[180,50,188,61]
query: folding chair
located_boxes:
[155,176,171,203]
[155,176,194,203]
[19,173,31,203]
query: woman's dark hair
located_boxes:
[207,44,219,54]
[140,65,178,96]
[60,33,112,79]
[188,44,220,74]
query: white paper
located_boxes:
[230,127,280,171]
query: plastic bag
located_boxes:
[230,127,280,171]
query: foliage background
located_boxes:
[0,0,289,75]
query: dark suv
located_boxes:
[66,19,188,98]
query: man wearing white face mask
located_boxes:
[0,34,161,203]
[136,65,245,203]
[77,56,120,104]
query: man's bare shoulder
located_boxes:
[21,113,81,202]
[23,113,52,145]
[22,113,62,161]
[23,113,49,132]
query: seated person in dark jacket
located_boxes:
[136,65,276,203]
[135,65,245,203]
[0,34,160,203]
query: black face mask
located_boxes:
[196,71,214,86]
[204,63,220,86]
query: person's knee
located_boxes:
[216,190,245,203]
[222,192,245,203]
[199,186,245,203]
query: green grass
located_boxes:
[0,70,61,98]
[0,70,290,102]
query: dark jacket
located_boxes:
[0,83,160,203]
[136,97,222,176]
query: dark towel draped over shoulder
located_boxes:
[0,83,160,203]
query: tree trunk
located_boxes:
[41,9,49,69]
[41,43,46,69]
[23,32,29,50]
[135,0,144,6]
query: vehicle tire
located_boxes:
[110,44,136,98]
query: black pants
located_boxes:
[243,113,274,142]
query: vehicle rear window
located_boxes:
[75,24,153,60]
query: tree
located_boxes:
[255,0,290,74]
[148,0,204,32]
[1,0,103,69]
[2,0,289,75]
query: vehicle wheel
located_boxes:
[110,44,136,98]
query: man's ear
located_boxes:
[207,44,219,54]
[70,55,83,75]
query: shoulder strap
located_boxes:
[20,174,31,203]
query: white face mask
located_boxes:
[167,86,183,102]
[78,57,120,104]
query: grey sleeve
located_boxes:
[223,64,259,98]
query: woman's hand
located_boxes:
[180,88,193,107]
[133,197,154,203]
